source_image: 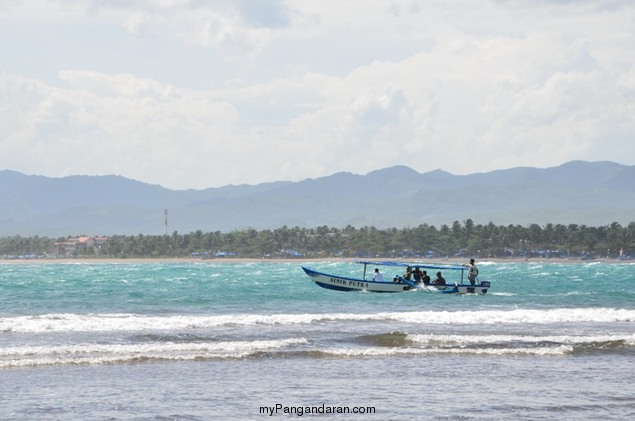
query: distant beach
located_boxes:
[1,256,627,265]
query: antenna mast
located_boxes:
[164,209,168,235]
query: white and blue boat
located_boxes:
[301,261,491,294]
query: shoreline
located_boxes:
[1,256,630,265]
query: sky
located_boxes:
[1,0,634,190]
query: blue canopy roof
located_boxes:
[356,261,466,271]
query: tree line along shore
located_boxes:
[1,220,634,261]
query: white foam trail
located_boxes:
[386,308,635,325]
[0,337,307,368]
[1,308,633,333]
[1,313,343,333]
[323,345,573,357]
[407,333,635,346]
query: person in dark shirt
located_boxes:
[432,271,446,285]
[412,266,423,284]
[421,270,431,286]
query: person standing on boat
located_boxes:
[373,268,385,282]
[467,258,479,285]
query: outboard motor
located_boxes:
[480,281,490,287]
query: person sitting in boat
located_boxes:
[432,271,446,285]
[421,270,431,286]
[373,268,385,282]
[412,266,423,284]
[395,266,413,283]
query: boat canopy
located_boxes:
[356,261,466,271]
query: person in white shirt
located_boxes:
[373,268,385,282]
[468,258,479,285]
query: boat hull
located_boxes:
[302,267,415,292]
[301,267,490,294]
[433,281,491,294]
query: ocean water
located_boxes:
[0,260,634,420]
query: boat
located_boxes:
[301,261,491,294]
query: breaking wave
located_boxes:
[2,308,633,333]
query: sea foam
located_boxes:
[2,308,633,333]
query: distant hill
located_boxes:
[0,161,633,237]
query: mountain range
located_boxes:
[1,160,633,237]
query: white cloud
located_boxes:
[0,0,634,189]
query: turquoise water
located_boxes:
[1,260,634,420]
